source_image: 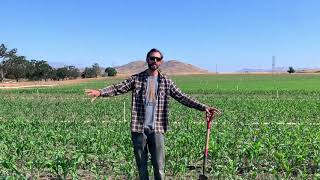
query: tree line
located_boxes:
[0,44,117,82]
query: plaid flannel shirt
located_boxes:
[99,69,208,133]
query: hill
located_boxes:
[114,60,209,75]
[238,67,320,73]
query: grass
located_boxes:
[0,74,320,179]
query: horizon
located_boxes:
[48,59,319,73]
[2,0,320,72]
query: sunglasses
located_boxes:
[148,56,162,62]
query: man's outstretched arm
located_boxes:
[169,79,221,115]
[85,76,135,98]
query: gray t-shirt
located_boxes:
[144,76,158,129]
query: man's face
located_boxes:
[147,52,163,71]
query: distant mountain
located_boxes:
[115,61,146,75]
[238,67,288,73]
[296,68,320,73]
[49,62,67,68]
[114,60,209,75]
[238,67,320,73]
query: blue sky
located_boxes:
[2,0,320,72]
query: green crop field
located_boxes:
[1,74,320,179]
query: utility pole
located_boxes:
[272,56,276,74]
[216,64,218,74]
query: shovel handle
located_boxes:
[202,110,215,176]
[206,109,215,129]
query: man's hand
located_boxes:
[85,89,101,103]
[205,107,222,118]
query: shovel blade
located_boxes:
[199,175,208,180]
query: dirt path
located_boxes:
[0,78,105,89]
[0,84,59,89]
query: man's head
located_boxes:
[146,48,163,71]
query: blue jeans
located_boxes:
[131,128,165,180]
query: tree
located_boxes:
[105,67,117,76]
[4,55,29,82]
[67,66,80,79]
[82,67,96,78]
[27,60,53,81]
[82,63,102,78]
[92,63,101,77]
[48,68,58,80]
[287,67,295,74]
[0,44,17,81]
[56,67,69,80]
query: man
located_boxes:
[85,48,221,180]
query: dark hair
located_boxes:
[146,48,163,60]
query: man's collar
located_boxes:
[157,70,165,79]
[142,69,165,79]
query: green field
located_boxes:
[1,74,320,179]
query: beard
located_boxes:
[148,63,159,71]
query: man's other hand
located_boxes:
[205,107,222,118]
[85,89,101,97]
[85,89,101,103]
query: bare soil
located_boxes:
[0,78,106,89]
